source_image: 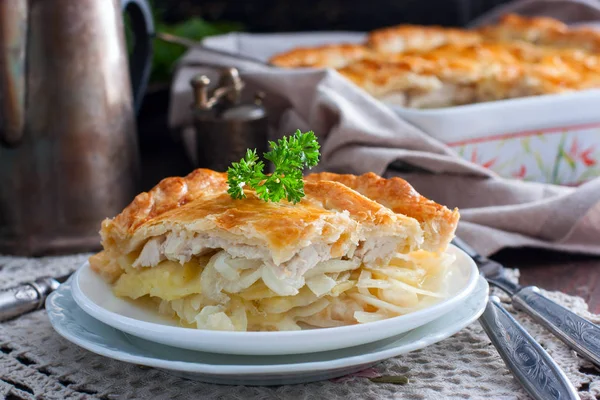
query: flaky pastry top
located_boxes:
[268,14,600,104]
[269,44,371,69]
[478,14,600,53]
[306,172,459,252]
[99,169,432,258]
[367,24,482,53]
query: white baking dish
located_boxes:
[390,90,600,185]
[203,33,600,185]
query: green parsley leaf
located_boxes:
[226,130,320,203]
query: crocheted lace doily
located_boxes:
[0,253,599,400]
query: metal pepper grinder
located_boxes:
[190,67,269,172]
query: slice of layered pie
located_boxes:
[90,169,459,331]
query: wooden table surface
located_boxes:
[493,248,600,314]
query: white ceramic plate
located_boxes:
[71,245,478,355]
[47,276,488,386]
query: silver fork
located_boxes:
[479,295,579,399]
[454,236,600,367]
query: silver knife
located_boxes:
[0,274,71,322]
[454,236,600,367]
[480,296,579,400]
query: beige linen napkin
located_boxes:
[168,1,600,257]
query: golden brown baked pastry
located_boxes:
[479,14,600,53]
[90,169,459,331]
[92,169,432,281]
[337,42,600,106]
[268,14,600,107]
[337,56,538,108]
[367,24,482,54]
[268,44,372,68]
[306,172,459,253]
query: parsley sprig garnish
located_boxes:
[227,130,320,204]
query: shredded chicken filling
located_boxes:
[113,248,454,332]
[131,230,413,281]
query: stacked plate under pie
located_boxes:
[269,14,600,108]
[47,169,487,385]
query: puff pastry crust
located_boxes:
[268,44,371,68]
[92,169,461,283]
[306,172,459,253]
[479,14,600,53]
[269,14,600,107]
[367,24,482,54]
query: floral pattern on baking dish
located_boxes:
[450,124,600,186]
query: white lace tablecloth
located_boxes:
[1,254,599,400]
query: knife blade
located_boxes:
[479,296,579,400]
[0,274,71,322]
[454,236,600,367]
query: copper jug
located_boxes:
[0,0,153,255]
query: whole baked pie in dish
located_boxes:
[89,169,459,332]
[269,14,600,108]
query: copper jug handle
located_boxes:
[0,0,27,146]
[121,0,154,113]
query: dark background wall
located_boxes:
[153,0,511,31]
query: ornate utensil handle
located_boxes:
[513,286,600,367]
[479,296,579,400]
[0,277,60,321]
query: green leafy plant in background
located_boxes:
[125,1,243,84]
